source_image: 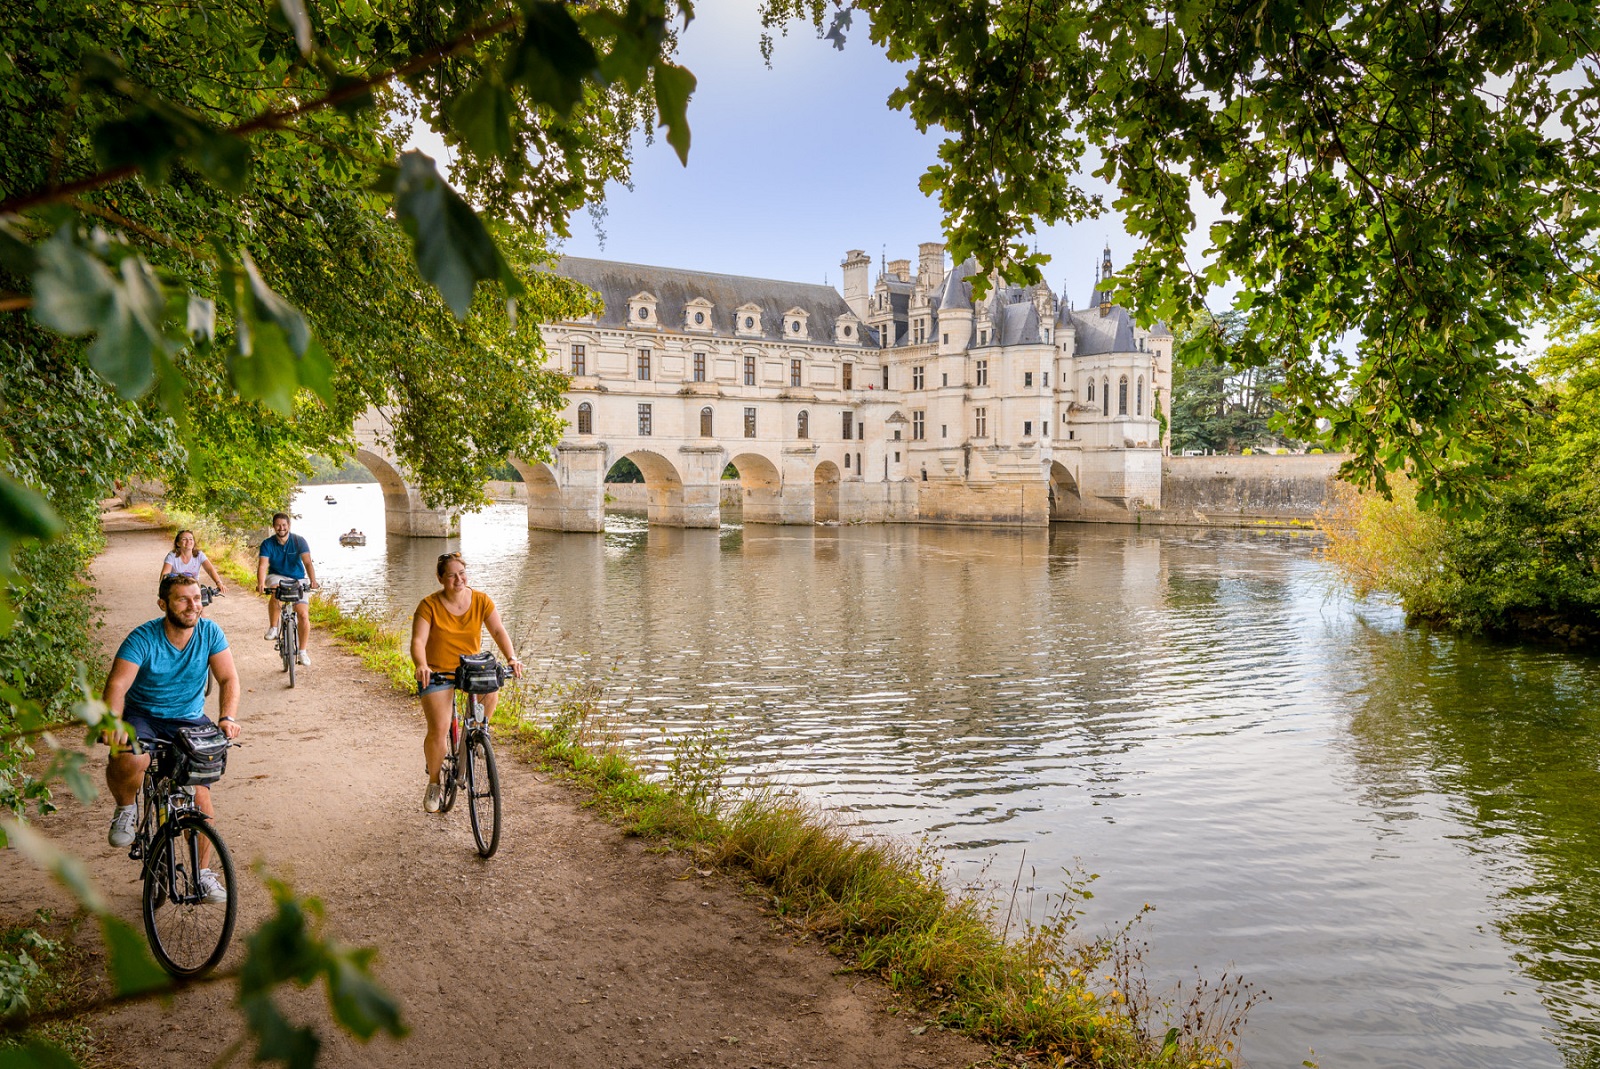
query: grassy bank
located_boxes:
[303,591,1261,1068]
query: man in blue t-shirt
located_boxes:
[103,574,241,898]
[255,511,318,667]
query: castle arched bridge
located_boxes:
[353,409,888,536]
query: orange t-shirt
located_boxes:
[415,589,495,672]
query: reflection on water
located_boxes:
[298,483,1600,1069]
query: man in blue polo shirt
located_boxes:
[255,510,318,667]
[104,573,241,899]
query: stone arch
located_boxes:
[814,461,841,523]
[508,456,562,530]
[620,449,702,527]
[1048,460,1084,522]
[353,447,458,537]
[727,451,783,525]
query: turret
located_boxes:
[841,249,872,321]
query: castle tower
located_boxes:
[841,249,872,321]
[917,242,946,294]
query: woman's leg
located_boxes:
[421,688,455,782]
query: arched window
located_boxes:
[577,402,592,435]
[1102,377,1110,417]
[1118,375,1129,416]
[797,410,809,439]
[700,406,714,437]
[1086,378,1095,403]
[1136,376,1144,416]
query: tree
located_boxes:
[762,0,1600,506]
[1169,312,1299,454]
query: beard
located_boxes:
[165,607,198,630]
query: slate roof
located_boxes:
[1067,305,1138,355]
[939,260,977,310]
[553,256,860,344]
[997,302,1042,345]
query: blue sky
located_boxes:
[408,0,1136,307]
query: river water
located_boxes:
[295,482,1600,1069]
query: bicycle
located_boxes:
[429,653,505,858]
[126,731,238,977]
[270,579,306,687]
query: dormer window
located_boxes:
[684,297,714,332]
[627,291,659,327]
[784,307,809,340]
[834,313,862,345]
[735,303,764,338]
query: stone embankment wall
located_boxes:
[1139,454,1346,527]
[601,483,743,511]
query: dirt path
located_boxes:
[2,522,993,1069]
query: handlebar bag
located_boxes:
[174,720,229,787]
[455,652,505,695]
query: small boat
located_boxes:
[339,531,366,546]
[324,494,338,504]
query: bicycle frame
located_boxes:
[132,747,204,889]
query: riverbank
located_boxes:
[0,521,995,1068]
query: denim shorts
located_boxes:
[418,679,455,696]
[123,711,210,749]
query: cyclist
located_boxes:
[256,511,317,667]
[409,551,523,813]
[103,574,241,899]
[160,529,226,593]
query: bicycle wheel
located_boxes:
[284,613,297,688]
[465,728,501,858]
[438,710,460,813]
[142,816,237,978]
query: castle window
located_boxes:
[1118,375,1129,416]
[1136,376,1144,415]
[576,402,592,435]
[976,360,988,387]
[693,352,706,382]
[1024,372,1033,388]
[912,365,925,390]
[845,453,851,470]
[974,407,988,438]
[1087,378,1095,402]
[695,311,705,324]
[942,333,949,345]
[700,406,713,437]
[791,320,801,333]
[1024,420,1033,437]
[637,349,651,380]
[882,366,889,389]
[1102,377,1110,417]
[912,410,925,440]
[791,359,802,387]
[571,344,586,376]
[798,410,809,439]
[638,306,649,320]
[744,356,756,386]
[843,363,854,390]
[744,407,757,438]
[745,316,754,328]
[638,404,652,436]
[842,412,854,440]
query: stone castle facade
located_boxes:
[531,243,1170,529]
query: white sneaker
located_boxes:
[296,649,311,667]
[424,782,442,813]
[107,804,137,847]
[264,626,279,641]
[197,868,228,904]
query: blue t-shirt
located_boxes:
[258,533,310,578]
[115,617,229,721]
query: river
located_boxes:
[294,482,1600,1069]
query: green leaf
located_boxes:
[0,471,65,544]
[0,1037,82,1069]
[390,151,522,319]
[508,1,600,116]
[99,915,171,997]
[242,249,310,355]
[242,994,321,1069]
[450,77,516,161]
[653,61,695,165]
[325,947,406,1039]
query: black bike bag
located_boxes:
[173,720,229,787]
[455,652,505,695]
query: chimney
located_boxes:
[887,258,911,282]
[840,249,871,321]
[917,242,945,293]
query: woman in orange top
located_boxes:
[410,551,524,813]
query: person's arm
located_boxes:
[300,537,317,589]
[256,551,269,594]
[484,607,524,678]
[209,648,241,739]
[410,611,432,686]
[160,556,175,578]
[102,658,140,749]
[201,555,225,591]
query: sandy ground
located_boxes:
[0,521,994,1069]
